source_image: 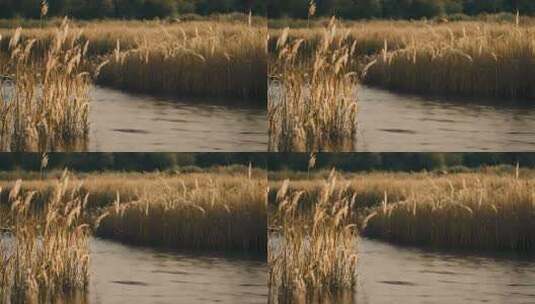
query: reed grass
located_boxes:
[95,171,267,253]
[0,171,90,303]
[1,19,267,102]
[366,23,535,100]
[0,169,268,254]
[364,173,535,251]
[269,170,358,302]
[269,18,359,152]
[97,21,267,101]
[271,168,535,252]
[0,19,90,152]
[271,18,535,100]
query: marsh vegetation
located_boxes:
[0,166,268,303]
[269,18,359,152]
[268,14,535,152]
[0,15,267,152]
[0,20,91,152]
[269,170,359,302]
[268,166,535,301]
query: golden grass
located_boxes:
[271,19,535,100]
[269,18,359,152]
[96,171,267,253]
[364,173,535,250]
[0,19,90,152]
[1,19,267,102]
[97,21,267,101]
[0,169,268,254]
[0,171,90,303]
[270,168,535,252]
[269,170,358,302]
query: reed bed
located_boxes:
[0,171,90,303]
[271,18,535,101]
[269,170,358,302]
[269,18,359,152]
[364,173,535,251]
[366,23,535,100]
[271,168,535,252]
[0,19,91,152]
[1,19,267,102]
[95,172,267,253]
[0,170,268,254]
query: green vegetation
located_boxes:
[269,0,535,20]
[0,0,266,19]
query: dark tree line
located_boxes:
[0,0,266,19]
[0,153,534,173]
[267,153,535,172]
[268,0,535,19]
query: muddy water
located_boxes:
[87,239,267,304]
[89,87,267,152]
[357,86,535,152]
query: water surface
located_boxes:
[89,87,267,152]
[354,238,535,304]
[88,239,267,304]
[272,237,535,303]
[268,83,535,151]
[357,86,535,151]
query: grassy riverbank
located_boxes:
[0,16,267,103]
[269,17,535,102]
[0,168,268,254]
[269,167,535,252]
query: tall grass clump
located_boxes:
[0,171,90,303]
[269,170,358,302]
[364,174,535,251]
[96,172,267,253]
[269,18,359,152]
[366,23,535,100]
[97,22,267,102]
[0,19,91,152]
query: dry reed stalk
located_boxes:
[0,18,91,152]
[0,170,90,303]
[96,21,267,101]
[363,173,535,251]
[269,18,359,152]
[269,169,358,301]
[95,172,267,253]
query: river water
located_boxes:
[357,86,535,152]
[87,239,267,304]
[271,237,535,304]
[268,83,535,151]
[89,87,267,152]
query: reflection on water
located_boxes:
[358,86,535,151]
[88,239,267,304]
[355,238,535,304]
[89,87,267,152]
[268,83,535,151]
[274,238,535,304]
